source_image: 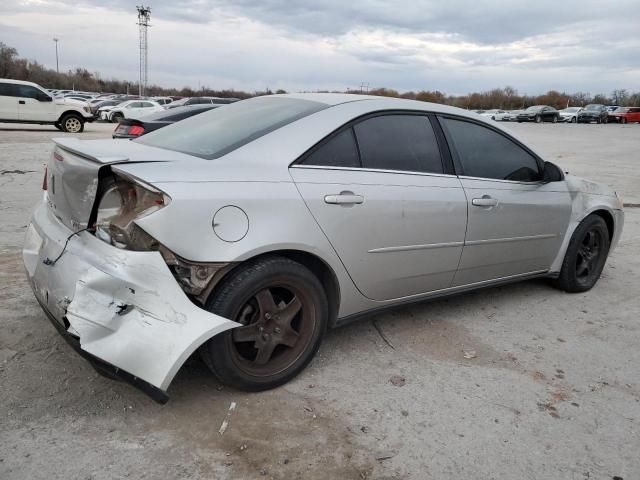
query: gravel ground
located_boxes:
[1,121,639,480]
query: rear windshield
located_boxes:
[136,96,328,159]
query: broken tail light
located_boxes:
[94,172,170,249]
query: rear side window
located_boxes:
[441,117,541,182]
[303,129,360,168]
[354,115,443,173]
[0,83,18,96]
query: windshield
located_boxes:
[614,107,629,112]
[136,96,328,159]
[525,106,543,112]
[562,107,580,113]
[584,104,601,111]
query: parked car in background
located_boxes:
[167,96,240,108]
[92,99,123,116]
[501,110,523,121]
[608,107,640,124]
[479,109,508,121]
[112,104,221,139]
[559,107,583,123]
[517,105,560,123]
[108,100,164,123]
[0,78,94,132]
[577,104,608,124]
[151,96,173,106]
[24,94,624,400]
[606,106,620,113]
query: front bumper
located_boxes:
[23,200,239,401]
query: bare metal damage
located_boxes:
[24,202,240,392]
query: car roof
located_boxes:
[0,78,42,87]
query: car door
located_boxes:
[438,116,572,286]
[290,113,468,301]
[16,84,56,121]
[631,108,640,122]
[0,82,20,120]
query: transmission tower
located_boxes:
[136,5,151,96]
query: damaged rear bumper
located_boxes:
[23,201,239,401]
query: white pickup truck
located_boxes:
[0,78,95,133]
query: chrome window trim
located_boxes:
[289,164,458,179]
[457,175,546,185]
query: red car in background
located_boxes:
[608,107,640,124]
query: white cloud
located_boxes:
[2,0,639,94]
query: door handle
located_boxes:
[18,100,25,104]
[324,192,364,205]
[472,196,498,207]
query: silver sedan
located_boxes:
[24,94,624,401]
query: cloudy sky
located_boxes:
[2,0,639,95]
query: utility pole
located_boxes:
[136,5,151,97]
[359,82,369,94]
[53,38,59,74]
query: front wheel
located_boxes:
[60,114,84,133]
[200,256,328,391]
[111,112,123,123]
[551,215,610,293]
[571,117,577,123]
[552,115,558,123]
[535,115,542,123]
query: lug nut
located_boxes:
[274,327,281,334]
[265,313,272,320]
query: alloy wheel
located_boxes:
[575,228,603,284]
[65,117,81,133]
[229,282,316,376]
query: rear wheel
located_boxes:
[551,215,610,293]
[552,115,558,123]
[200,256,328,391]
[60,114,84,133]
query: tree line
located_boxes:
[2,42,639,109]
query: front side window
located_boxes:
[302,128,360,168]
[353,115,444,173]
[441,117,541,182]
[15,85,42,99]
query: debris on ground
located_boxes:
[389,375,406,387]
[375,452,396,461]
[218,401,237,435]
[463,350,477,359]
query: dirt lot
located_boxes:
[1,122,639,480]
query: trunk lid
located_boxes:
[46,138,195,231]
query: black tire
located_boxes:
[603,116,608,124]
[571,117,577,123]
[621,117,627,124]
[535,115,542,123]
[552,115,558,123]
[60,113,84,133]
[200,256,328,391]
[596,117,601,124]
[111,112,123,123]
[54,122,63,131]
[551,215,610,293]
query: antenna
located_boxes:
[136,5,151,96]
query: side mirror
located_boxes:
[37,93,52,102]
[542,161,564,182]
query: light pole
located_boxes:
[53,38,59,74]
